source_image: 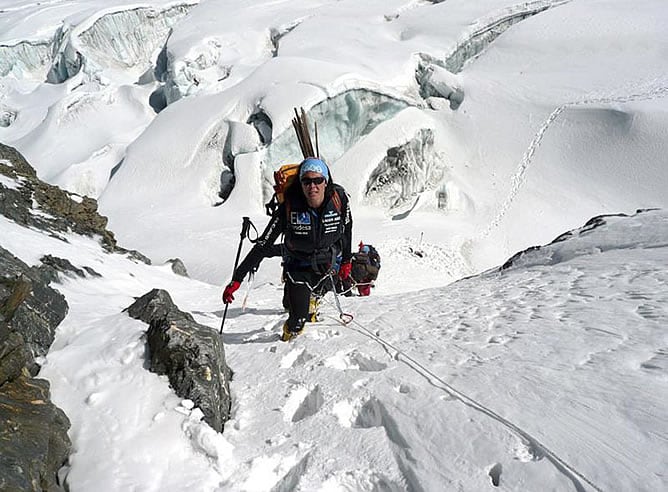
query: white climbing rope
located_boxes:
[322,295,603,492]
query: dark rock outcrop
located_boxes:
[0,142,150,263]
[127,289,232,432]
[499,209,658,271]
[0,375,71,492]
[0,324,29,386]
[0,144,134,490]
[1,247,68,363]
[0,143,115,249]
[0,274,71,492]
[165,258,189,277]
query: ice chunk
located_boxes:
[416,61,465,110]
[365,128,445,211]
[0,105,17,128]
[48,4,196,84]
[0,40,52,79]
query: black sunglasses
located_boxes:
[301,176,326,186]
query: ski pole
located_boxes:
[220,216,251,334]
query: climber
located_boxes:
[222,157,352,341]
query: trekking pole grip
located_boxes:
[241,216,250,238]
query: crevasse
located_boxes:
[262,89,409,168]
[71,5,195,80]
[1,3,196,83]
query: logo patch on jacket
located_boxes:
[292,211,311,225]
[323,210,340,234]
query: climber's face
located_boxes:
[301,171,326,208]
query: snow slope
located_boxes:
[3,198,666,490]
[2,0,668,490]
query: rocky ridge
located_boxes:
[1,143,233,490]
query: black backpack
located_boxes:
[351,245,381,282]
[366,245,381,269]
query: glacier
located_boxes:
[0,2,197,84]
[206,87,418,206]
[4,0,668,283]
[2,3,668,487]
[443,0,567,74]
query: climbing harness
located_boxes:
[284,270,354,325]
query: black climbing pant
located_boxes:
[284,269,332,331]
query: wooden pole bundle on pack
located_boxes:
[292,107,319,159]
[264,108,322,216]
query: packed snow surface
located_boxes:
[3,206,667,491]
[1,0,668,490]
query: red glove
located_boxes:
[338,262,352,280]
[222,281,241,304]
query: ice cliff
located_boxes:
[0,2,197,83]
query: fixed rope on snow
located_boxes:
[328,274,354,324]
[319,291,602,492]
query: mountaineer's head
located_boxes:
[299,157,329,208]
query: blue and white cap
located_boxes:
[299,158,329,182]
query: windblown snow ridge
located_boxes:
[500,208,667,271]
[415,1,570,110]
[444,0,571,73]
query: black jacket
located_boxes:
[232,183,352,282]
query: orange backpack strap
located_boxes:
[332,189,342,213]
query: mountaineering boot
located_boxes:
[308,295,321,323]
[280,323,295,342]
[280,320,304,342]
